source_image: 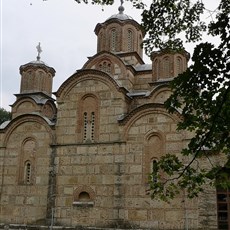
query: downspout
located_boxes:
[46,143,57,226]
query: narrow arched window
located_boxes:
[98,32,103,52]
[97,60,113,74]
[176,56,183,76]
[110,29,117,52]
[91,112,95,141]
[81,95,99,143]
[216,168,230,229]
[79,191,90,202]
[127,29,133,52]
[151,160,158,183]
[19,139,36,185]
[144,134,163,183]
[154,59,159,80]
[163,57,170,78]
[83,112,88,141]
[24,161,32,184]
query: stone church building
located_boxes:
[0,4,227,230]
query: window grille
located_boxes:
[127,30,133,52]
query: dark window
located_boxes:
[217,170,230,229]
[79,191,90,201]
[24,161,31,184]
[151,160,158,183]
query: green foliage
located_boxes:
[141,0,206,54]
[66,0,229,201]
[149,0,230,201]
[0,108,11,125]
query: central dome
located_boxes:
[106,5,133,21]
[94,3,145,58]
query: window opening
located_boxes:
[110,29,116,52]
[83,111,95,142]
[79,191,90,201]
[91,112,95,141]
[127,30,133,52]
[176,57,183,75]
[98,61,112,74]
[154,59,159,80]
[83,112,88,141]
[163,57,170,78]
[217,169,230,229]
[151,160,158,183]
[24,161,31,184]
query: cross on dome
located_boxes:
[118,0,125,14]
[36,42,42,61]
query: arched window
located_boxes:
[176,56,183,76]
[127,29,133,52]
[151,159,158,183]
[216,168,230,229]
[110,29,117,52]
[163,56,170,78]
[73,186,95,207]
[79,191,90,202]
[154,59,159,80]
[98,32,103,52]
[97,60,113,74]
[81,95,99,143]
[24,161,32,184]
[18,138,36,185]
[144,133,163,183]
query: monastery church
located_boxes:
[0,3,227,230]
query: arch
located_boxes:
[77,94,99,143]
[13,98,36,115]
[79,191,90,201]
[41,100,57,120]
[98,32,103,52]
[82,51,126,73]
[18,137,37,185]
[110,28,117,52]
[143,131,165,183]
[2,114,55,147]
[162,56,171,78]
[153,58,159,81]
[55,69,129,101]
[127,29,134,52]
[96,59,114,75]
[176,55,184,76]
[120,103,182,133]
[73,185,95,202]
[151,88,172,104]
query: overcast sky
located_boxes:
[0,0,219,111]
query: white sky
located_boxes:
[0,0,220,111]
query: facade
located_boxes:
[0,5,223,230]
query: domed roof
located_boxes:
[106,5,133,21]
[19,43,55,76]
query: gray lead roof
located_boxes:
[106,3,133,21]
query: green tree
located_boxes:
[76,0,229,200]
[0,108,11,125]
[150,0,230,201]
